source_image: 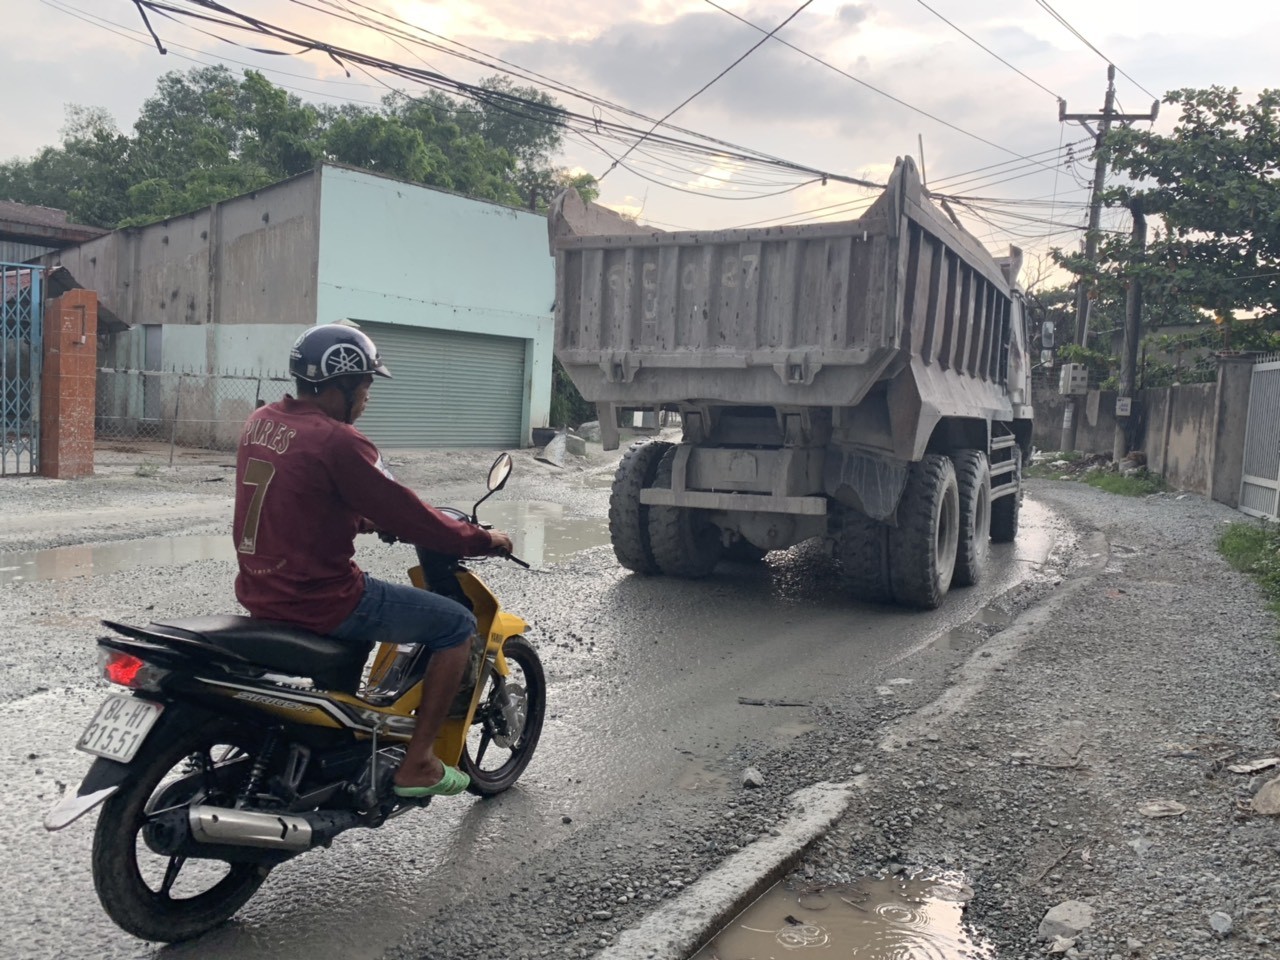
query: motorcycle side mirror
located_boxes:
[487,452,513,492]
[471,452,513,521]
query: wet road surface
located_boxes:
[1,499,1062,959]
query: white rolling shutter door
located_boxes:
[355,322,526,447]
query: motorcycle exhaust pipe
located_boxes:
[187,805,361,852]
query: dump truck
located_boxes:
[547,157,1033,609]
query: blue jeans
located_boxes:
[331,574,476,652]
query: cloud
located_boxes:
[838,4,871,27]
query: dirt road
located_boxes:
[1,444,1274,960]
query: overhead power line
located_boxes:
[930,137,1091,193]
[601,0,817,181]
[910,0,1062,101]
[41,0,387,100]
[128,0,886,197]
[1033,0,1159,101]
[700,0,1064,175]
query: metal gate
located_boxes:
[1,263,43,476]
[1239,353,1280,520]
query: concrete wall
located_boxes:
[1032,358,1256,507]
[1031,386,1119,455]
[1144,382,1216,494]
[44,172,319,373]
[100,323,300,375]
[314,165,555,435]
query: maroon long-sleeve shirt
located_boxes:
[232,397,492,634]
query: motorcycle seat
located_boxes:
[147,616,371,692]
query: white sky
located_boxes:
[2,0,1276,278]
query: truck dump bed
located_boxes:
[549,157,1023,414]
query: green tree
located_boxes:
[0,66,587,228]
[0,107,135,227]
[1101,87,1280,322]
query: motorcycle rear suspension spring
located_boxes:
[237,728,281,806]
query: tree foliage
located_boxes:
[0,66,597,228]
[1092,87,1279,324]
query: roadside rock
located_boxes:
[1038,900,1095,940]
[1251,774,1280,815]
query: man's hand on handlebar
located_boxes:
[486,529,514,556]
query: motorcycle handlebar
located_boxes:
[376,530,528,568]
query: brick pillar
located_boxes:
[39,290,98,479]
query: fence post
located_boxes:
[169,374,183,466]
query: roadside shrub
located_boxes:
[1082,470,1166,496]
[549,357,594,429]
[1219,522,1280,612]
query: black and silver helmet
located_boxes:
[289,323,392,383]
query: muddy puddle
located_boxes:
[693,872,993,959]
[0,500,609,585]
[974,606,1013,628]
[0,535,230,586]
[479,500,612,566]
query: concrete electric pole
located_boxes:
[1113,196,1146,461]
[1058,66,1159,452]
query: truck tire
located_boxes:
[724,540,768,564]
[832,505,892,604]
[646,448,722,578]
[990,449,1022,544]
[951,449,991,587]
[608,440,671,574]
[888,454,960,610]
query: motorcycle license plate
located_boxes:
[76,694,163,763]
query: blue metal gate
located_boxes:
[1,263,43,475]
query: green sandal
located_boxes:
[393,764,470,798]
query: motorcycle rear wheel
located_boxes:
[91,721,271,942]
[460,636,545,796]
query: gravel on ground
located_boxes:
[4,446,1276,960]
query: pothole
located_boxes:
[692,871,994,959]
[975,606,1013,627]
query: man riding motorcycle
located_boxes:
[233,321,513,797]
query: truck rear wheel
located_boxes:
[646,448,722,578]
[609,440,671,574]
[951,449,991,587]
[832,505,892,604]
[888,454,960,610]
[724,540,768,564]
[990,449,1022,543]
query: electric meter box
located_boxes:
[1058,363,1088,396]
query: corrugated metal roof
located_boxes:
[0,201,107,247]
[0,201,71,229]
[0,241,54,263]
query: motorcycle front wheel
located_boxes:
[460,635,545,796]
[91,720,271,942]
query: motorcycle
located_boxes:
[44,453,544,943]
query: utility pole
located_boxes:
[1057,66,1159,452]
[1113,196,1145,461]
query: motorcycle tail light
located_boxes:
[100,649,167,691]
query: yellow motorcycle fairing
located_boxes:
[356,565,527,763]
[198,564,526,761]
